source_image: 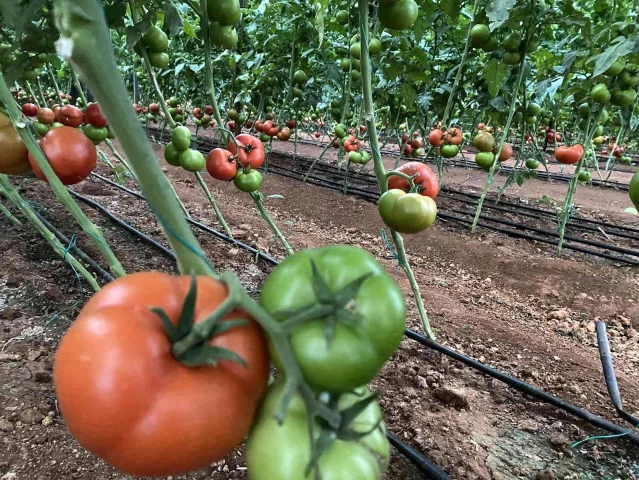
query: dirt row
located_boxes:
[0,138,638,479]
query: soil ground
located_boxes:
[1,134,638,480]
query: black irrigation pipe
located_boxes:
[90,173,281,266]
[30,208,115,283]
[72,178,450,480]
[405,330,639,444]
[85,171,639,448]
[260,159,639,266]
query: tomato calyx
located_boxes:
[385,170,419,193]
[152,276,250,367]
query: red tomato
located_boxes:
[401,134,409,144]
[37,108,55,125]
[444,127,463,145]
[85,103,108,128]
[22,103,38,117]
[54,272,269,477]
[59,105,84,127]
[555,144,583,165]
[314,132,321,139]
[254,120,265,132]
[494,142,513,161]
[28,126,96,185]
[205,105,214,115]
[331,138,340,148]
[388,161,439,199]
[410,137,424,149]
[428,128,445,147]
[227,134,265,168]
[477,123,485,130]
[286,120,297,129]
[149,103,160,114]
[343,136,360,152]
[403,144,413,156]
[245,120,254,128]
[613,147,624,158]
[206,148,237,180]
[359,125,367,134]
[227,120,236,129]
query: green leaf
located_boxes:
[481,59,508,98]
[400,83,416,107]
[411,47,429,67]
[440,0,461,21]
[534,77,563,103]
[314,0,329,47]
[486,0,516,31]
[150,307,178,342]
[164,2,184,36]
[125,20,150,49]
[590,36,637,77]
[489,96,505,111]
[183,19,197,38]
[413,16,428,43]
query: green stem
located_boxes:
[104,139,136,179]
[0,175,100,291]
[358,0,434,339]
[25,82,40,108]
[194,172,233,237]
[71,68,88,105]
[341,20,352,125]
[54,0,213,276]
[200,0,227,139]
[0,193,22,225]
[471,36,529,233]
[0,71,126,277]
[303,139,334,182]
[250,191,294,255]
[440,0,479,128]
[47,64,62,100]
[36,77,48,106]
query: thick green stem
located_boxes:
[471,40,528,233]
[54,0,213,276]
[0,193,22,225]
[0,71,126,277]
[341,20,352,125]
[194,172,233,238]
[440,0,479,128]
[0,175,100,291]
[250,192,294,255]
[358,0,434,339]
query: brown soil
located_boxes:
[1,135,638,480]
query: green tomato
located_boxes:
[246,379,389,480]
[591,84,611,103]
[369,38,382,55]
[377,0,418,30]
[234,170,262,192]
[293,87,303,98]
[526,115,537,126]
[440,144,459,158]
[259,245,406,392]
[331,99,341,109]
[334,125,347,138]
[360,150,370,164]
[502,32,521,52]
[525,34,540,53]
[610,88,637,107]
[527,103,542,116]
[578,103,590,118]
[207,0,241,25]
[331,108,341,118]
[600,108,609,124]
[618,156,631,165]
[514,111,523,122]
[350,69,361,82]
[352,59,361,70]
[475,151,496,171]
[32,121,49,137]
[336,10,349,24]
[578,170,592,182]
[144,25,168,52]
[210,22,238,49]
[378,189,437,234]
[473,132,495,152]
[480,37,498,52]
[83,124,109,145]
[470,24,491,48]
[174,114,184,123]
[148,51,169,69]
[171,125,191,151]
[603,58,626,76]
[179,149,205,172]
[50,122,63,129]
[259,133,271,143]
[631,171,639,210]
[167,97,179,108]
[502,51,521,65]
[340,58,351,71]
[594,125,604,137]
[194,118,202,127]
[619,65,639,88]
[164,142,181,166]
[350,42,361,59]
[293,70,308,84]
[348,151,363,164]
[399,104,408,114]
[525,158,540,170]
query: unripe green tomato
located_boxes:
[179,149,205,172]
[171,125,191,151]
[164,142,181,166]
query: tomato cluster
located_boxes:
[205,134,265,192]
[209,0,241,49]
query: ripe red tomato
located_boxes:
[227,120,236,129]
[331,138,340,148]
[401,134,409,144]
[37,108,56,125]
[277,127,292,141]
[359,125,367,134]
[286,120,297,129]
[59,105,84,127]
[314,132,321,139]
[192,107,203,119]
[477,123,485,130]
[205,105,214,115]
[206,148,237,181]
[410,137,424,149]
[494,142,513,161]
[149,103,160,114]
[444,127,463,145]
[555,144,583,165]
[343,136,360,152]
[403,144,413,156]
[427,128,444,146]
[22,103,38,117]
[28,126,96,185]
[85,103,108,128]
[245,120,254,128]
[262,120,279,137]
[613,147,624,158]
[388,161,439,199]
[227,134,265,168]
[54,272,269,477]
[254,120,265,132]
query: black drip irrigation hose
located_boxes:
[86,170,639,448]
[71,180,450,479]
[30,209,115,283]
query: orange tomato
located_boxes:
[387,161,439,199]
